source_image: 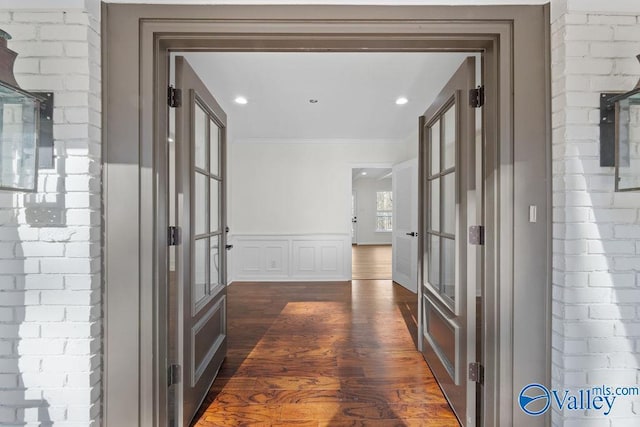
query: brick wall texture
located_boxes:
[551,1,640,426]
[0,4,101,427]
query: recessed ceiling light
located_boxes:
[395,97,408,105]
[309,99,318,104]
[361,171,367,176]
[234,96,248,105]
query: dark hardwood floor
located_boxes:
[192,280,458,426]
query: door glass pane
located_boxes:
[430,120,440,175]
[210,179,220,232]
[210,235,221,288]
[442,237,456,302]
[443,105,456,170]
[195,172,207,235]
[429,179,440,231]
[195,103,207,170]
[428,235,440,291]
[442,173,455,235]
[210,119,220,176]
[194,237,208,305]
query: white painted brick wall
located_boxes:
[0,2,101,426]
[552,1,640,426]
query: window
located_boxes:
[376,191,393,231]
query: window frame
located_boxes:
[375,190,393,232]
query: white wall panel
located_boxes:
[265,245,285,272]
[231,234,350,281]
[239,245,262,272]
[295,245,316,272]
[320,246,338,271]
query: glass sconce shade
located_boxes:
[599,54,640,192]
[0,80,40,192]
[615,89,640,191]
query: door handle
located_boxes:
[225,244,233,250]
[406,232,418,237]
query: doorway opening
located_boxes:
[351,167,393,280]
[167,50,481,426]
[102,6,551,427]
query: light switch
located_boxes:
[529,205,537,223]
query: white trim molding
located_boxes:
[229,234,351,282]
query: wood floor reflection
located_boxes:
[192,281,459,426]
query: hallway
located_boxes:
[352,245,392,280]
[193,281,458,426]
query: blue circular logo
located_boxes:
[519,383,551,416]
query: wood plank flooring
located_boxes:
[192,280,458,426]
[352,245,392,280]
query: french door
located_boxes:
[419,56,480,426]
[172,56,228,426]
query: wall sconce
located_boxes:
[0,29,43,192]
[600,54,640,192]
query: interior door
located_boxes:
[174,56,228,426]
[418,57,478,426]
[392,158,418,293]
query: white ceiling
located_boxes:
[181,52,472,142]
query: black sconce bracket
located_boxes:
[599,92,619,167]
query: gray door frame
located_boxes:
[102,4,551,427]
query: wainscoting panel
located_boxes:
[295,245,316,272]
[230,234,351,281]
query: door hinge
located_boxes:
[168,364,180,386]
[469,86,485,108]
[469,225,485,245]
[168,226,181,246]
[469,362,484,384]
[168,86,182,108]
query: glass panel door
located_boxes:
[418,57,479,426]
[173,56,228,427]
